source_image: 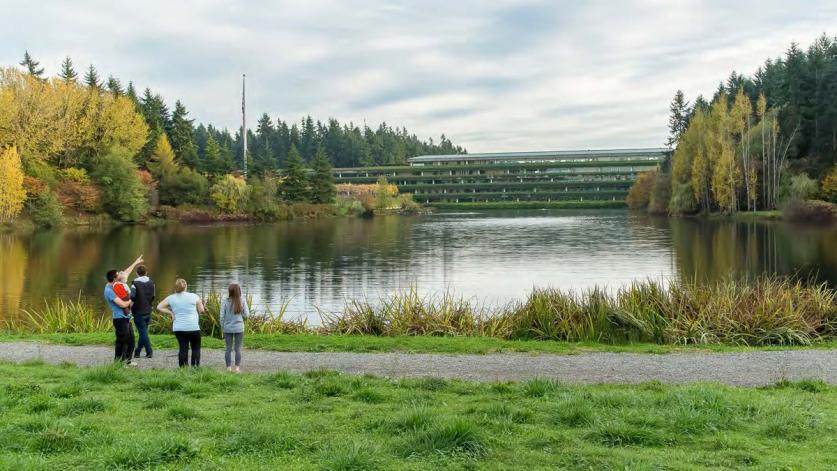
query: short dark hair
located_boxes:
[136,265,147,276]
[106,269,118,282]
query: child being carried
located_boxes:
[112,271,133,318]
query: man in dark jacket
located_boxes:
[131,265,156,358]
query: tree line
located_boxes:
[630,34,837,214]
[1,52,465,225]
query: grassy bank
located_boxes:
[7,332,837,355]
[428,200,626,210]
[1,362,835,469]
[729,210,783,221]
[5,277,836,348]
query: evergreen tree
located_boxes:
[169,101,199,169]
[58,56,78,84]
[308,145,336,203]
[204,134,223,176]
[666,90,690,147]
[19,51,45,79]
[84,64,101,89]
[105,76,124,97]
[126,81,139,105]
[299,116,317,161]
[279,144,308,202]
[139,88,169,130]
[252,113,276,175]
[136,89,171,167]
[220,141,236,174]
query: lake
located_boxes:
[1,209,835,323]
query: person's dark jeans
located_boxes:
[113,318,135,362]
[133,314,152,357]
[174,331,201,367]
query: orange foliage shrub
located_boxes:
[22,176,46,196]
[626,171,656,210]
[55,179,101,213]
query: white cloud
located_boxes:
[2,0,836,152]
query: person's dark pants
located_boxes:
[133,314,153,357]
[113,318,135,362]
[174,331,201,367]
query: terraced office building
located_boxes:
[333,148,669,204]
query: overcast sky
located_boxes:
[3,1,836,152]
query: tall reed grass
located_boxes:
[6,297,111,334]
[322,279,836,346]
[3,278,835,346]
[5,291,308,338]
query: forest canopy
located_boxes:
[0,53,465,225]
[645,33,837,215]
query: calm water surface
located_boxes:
[1,210,835,323]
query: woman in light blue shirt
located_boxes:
[156,278,205,367]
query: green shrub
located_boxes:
[648,171,672,214]
[246,176,282,220]
[26,190,64,228]
[159,167,209,206]
[782,199,837,225]
[91,146,149,222]
[59,167,90,183]
[786,173,819,201]
[668,182,698,214]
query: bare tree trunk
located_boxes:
[776,123,800,197]
[761,117,766,210]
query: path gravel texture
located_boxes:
[1,342,835,386]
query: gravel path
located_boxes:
[1,342,835,386]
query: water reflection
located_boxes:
[0,210,834,322]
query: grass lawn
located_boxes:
[0,361,835,469]
[3,332,837,355]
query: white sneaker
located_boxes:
[127,361,139,367]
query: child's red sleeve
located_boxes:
[113,283,128,299]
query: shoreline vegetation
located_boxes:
[1,362,834,469]
[0,54,461,233]
[626,35,837,225]
[3,278,835,348]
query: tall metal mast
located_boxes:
[241,73,247,178]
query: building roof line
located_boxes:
[408,147,670,162]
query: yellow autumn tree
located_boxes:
[731,89,755,211]
[98,95,148,157]
[0,67,148,170]
[148,133,178,178]
[211,175,248,213]
[711,142,740,213]
[0,146,26,221]
[0,85,17,148]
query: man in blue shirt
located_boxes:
[104,255,143,365]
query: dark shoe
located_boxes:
[145,354,153,359]
[134,350,141,357]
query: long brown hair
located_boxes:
[228,283,243,314]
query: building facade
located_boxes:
[333,148,669,204]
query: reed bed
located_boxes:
[321,279,836,346]
[6,296,112,334]
[3,278,835,346]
